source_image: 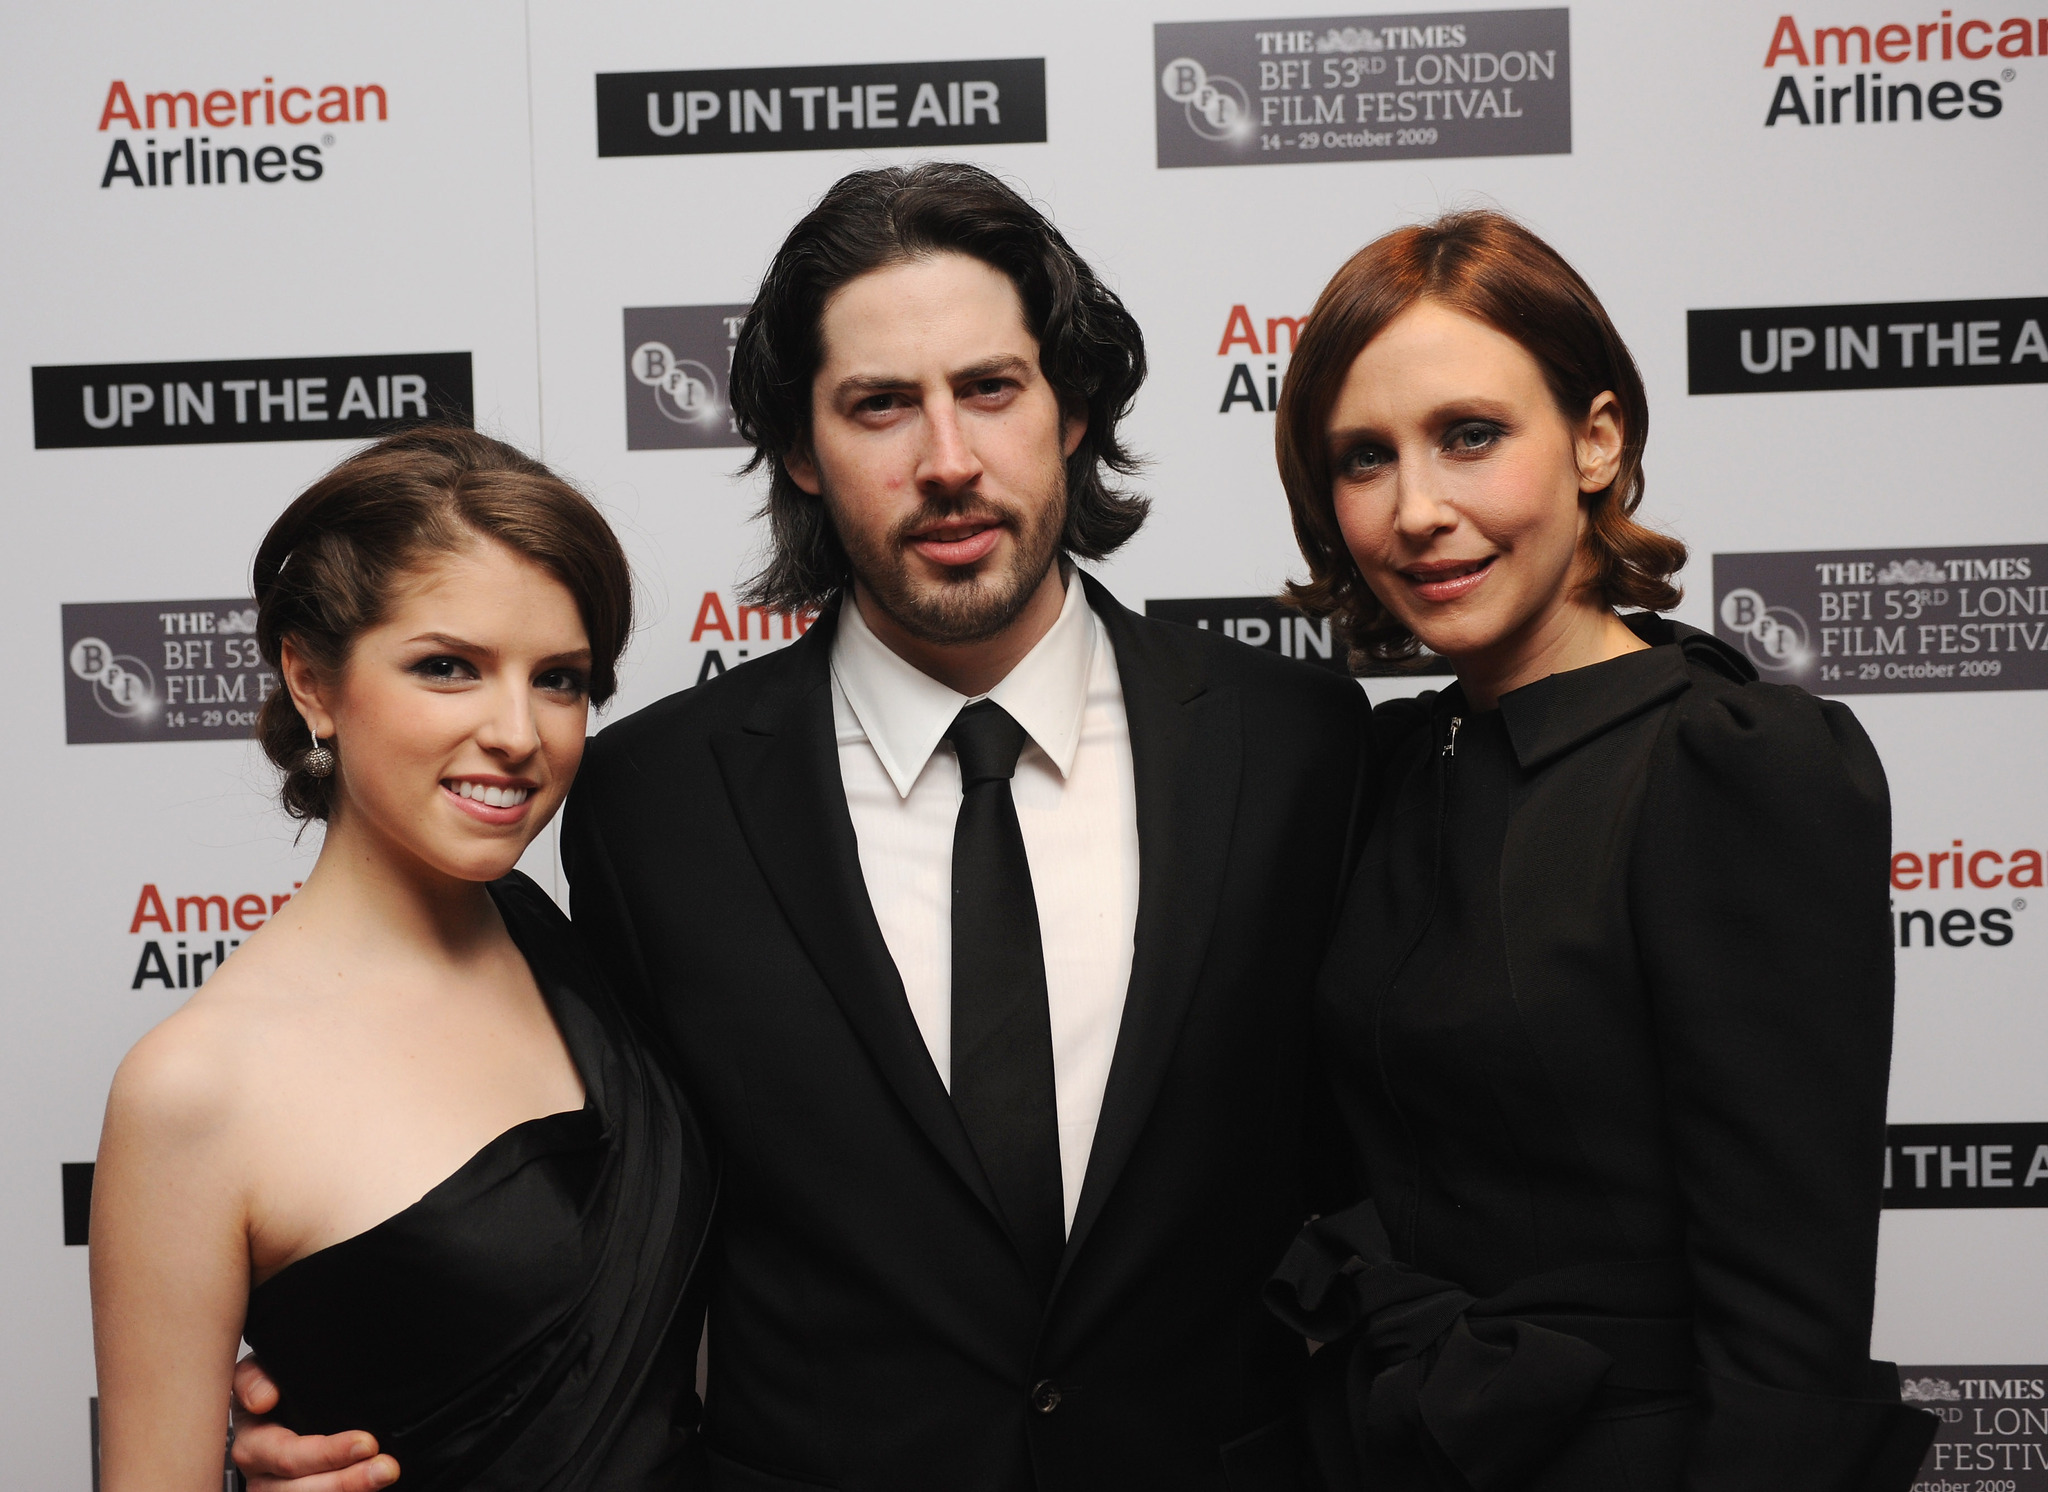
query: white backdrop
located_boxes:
[4,1,2043,1483]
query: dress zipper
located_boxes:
[1442,715,1462,758]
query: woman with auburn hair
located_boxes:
[1263,213,1935,1490]
[90,427,713,1492]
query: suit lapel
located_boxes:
[1059,577,1242,1283]
[708,613,1003,1224]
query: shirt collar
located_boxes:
[1491,616,1753,771]
[830,570,1099,799]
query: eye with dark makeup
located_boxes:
[1335,441,1394,480]
[1442,419,1505,456]
[409,655,479,684]
[535,668,589,698]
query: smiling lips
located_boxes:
[908,518,1004,568]
[443,777,535,824]
[1400,555,1496,603]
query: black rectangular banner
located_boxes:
[1884,1124,2048,1208]
[32,351,472,448]
[1145,594,1450,676]
[595,59,1046,156]
[1688,296,2048,394]
[62,1163,93,1246]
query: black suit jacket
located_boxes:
[560,574,1373,1492]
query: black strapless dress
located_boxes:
[242,872,715,1492]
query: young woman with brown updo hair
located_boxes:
[1262,213,1936,1490]
[90,427,713,1492]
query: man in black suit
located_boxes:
[234,162,1370,1492]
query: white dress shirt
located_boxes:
[830,574,1141,1232]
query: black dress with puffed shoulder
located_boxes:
[1269,618,1937,1492]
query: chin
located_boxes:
[435,846,529,884]
[410,820,535,884]
[1404,613,1508,664]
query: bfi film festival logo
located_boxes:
[93,77,390,191]
[595,59,1044,157]
[1153,9,1570,169]
[1759,14,2040,130]
[1688,296,2048,395]
[1899,1366,2048,1483]
[1713,544,2048,695]
[623,305,749,450]
[61,600,277,744]
[1145,595,1451,676]
[32,352,472,449]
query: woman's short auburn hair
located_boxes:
[1278,210,1685,664]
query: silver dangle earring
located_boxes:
[303,723,336,779]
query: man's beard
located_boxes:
[828,473,1068,646]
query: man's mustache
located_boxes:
[891,494,1020,544]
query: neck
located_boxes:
[853,562,1068,697]
[278,806,506,970]
[1450,596,1647,710]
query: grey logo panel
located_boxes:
[1154,9,1570,169]
[1896,1363,2048,1486]
[61,600,276,744]
[1713,545,2048,695]
[622,304,750,451]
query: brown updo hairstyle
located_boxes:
[1279,210,1685,664]
[253,425,633,822]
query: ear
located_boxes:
[280,638,337,740]
[1060,402,1089,461]
[784,445,824,497]
[1574,391,1624,495]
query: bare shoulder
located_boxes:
[103,937,301,1153]
[104,1013,244,1162]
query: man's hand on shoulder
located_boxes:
[231,1357,396,1492]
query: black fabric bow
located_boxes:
[1265,1203,1616,1492]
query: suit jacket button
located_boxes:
[1031,1380,1061,1414]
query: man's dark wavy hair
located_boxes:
[732,162,1149,612]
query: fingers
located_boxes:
[230,1421,393,1491]
[232,1354,281,1415]
[242,1452,399,1492]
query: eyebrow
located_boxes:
[1326,398,1518,447]
[403,633,592,666]
[406,631,490,654]
[831,354,1035,403]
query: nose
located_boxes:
[475,681,542,763]
[1390,460,1458,542]
[917,399,983,497]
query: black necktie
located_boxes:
[945,700,1065,1291]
